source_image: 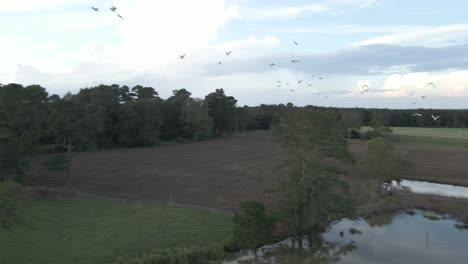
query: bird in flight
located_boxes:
[319,77,324,80]
[297,79,303,84]
[293,41,299,46]
[91,6,99,12]
[311,75,316,78]
[427,82,436,88]
[361,84,370,94]
[431,114,441,121]
[412,113,422,117]
[286,83,290,86]
[411,102,417,105]
[110,5,117,12]
[225,50,232,56]
[290,89,296,92]
[291,59,300,63]
[179,54,186,59]
[269,63,276,67]
[218,61,222,65]
[307,83,312,87]
[117,13,124,20]
[421,95,427,99]
[277,81,281,84]
[277,84,282,88]
[409,91,415,96]
[324,96,328,99]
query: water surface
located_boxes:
[224,211,468,264]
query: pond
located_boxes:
[389,179,468,199]
[224,211,468,264]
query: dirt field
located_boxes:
[30,131,468,212]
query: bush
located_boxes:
[0,181,23,228]
[360,130,382,140]
[113,244,228,264]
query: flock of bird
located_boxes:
[91,4,123,20]
[90,6,442,121]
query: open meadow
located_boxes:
[0,197,232,264]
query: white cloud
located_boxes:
[242,4,329,19]
[374,71,468,98]
[0,0,86,13]
[353,24,468,46]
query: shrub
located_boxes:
[0,181,23,228]
[113,244,227,264]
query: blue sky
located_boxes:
[1,0,468,108]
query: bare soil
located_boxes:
[29,131,468,218]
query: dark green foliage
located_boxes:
[361,137,402,183]
[113,244,227,264]
[204,89,237,135]
[273,109,355,244]
[0,181,23,228]
[0,84,49,182]
[232,201,275,256]
[42,154,70,171]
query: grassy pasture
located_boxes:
[0,197,232,264]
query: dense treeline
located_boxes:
[1,83,467,182]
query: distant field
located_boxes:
[361,126,468,139]
[0,197,232,264]
[390,127,468,135]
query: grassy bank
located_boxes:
[0,197,232,264]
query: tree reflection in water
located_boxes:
[236,234,357,264]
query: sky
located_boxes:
[1,0,468,108]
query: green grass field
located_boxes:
[389,127,468,135]
[362,126,468,136]
[0,197,232,264]
[390,134,468,148]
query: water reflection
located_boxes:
[225,211,468,264]
[389,179,468,199]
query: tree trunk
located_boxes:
[254,247,258,262]
[64,142,74,190]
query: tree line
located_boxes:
[1,83,467,183]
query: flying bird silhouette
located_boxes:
[286,83,290,86]
[409,91,415,96]
[91,6,99,12]
[110,5,117,12]
[218,61,222,65]
[269,63,276,67]
[431,114,441,121]
[297,79,303,84]
[277,84,282,88]
[179,54,186,59]
[412,113,422,117]
[307,83,312,87]
[311,75,316,78]
[361,84,370,94]
[290,89,295,92]
[427,82,436,88]
[291,59,300,63]
[411,102,417,105]
[421,95,427,99]
[277,81,281,83]
[225,50,232,56]
[117,13,124,20]
[319,77,324,80]
[293,41,299,45]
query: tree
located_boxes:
[361,137,402,189]
[370,110,392,135]
[232,201,275,260]
[273,109,355,247]
[340,110,363,139]
[161,89,192,139]
[0,181,23,228]
[179,98,213,140]
[204,89,237,135]
[0,84,49,182]
[118,98,162,146]
[47,94,105,188]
